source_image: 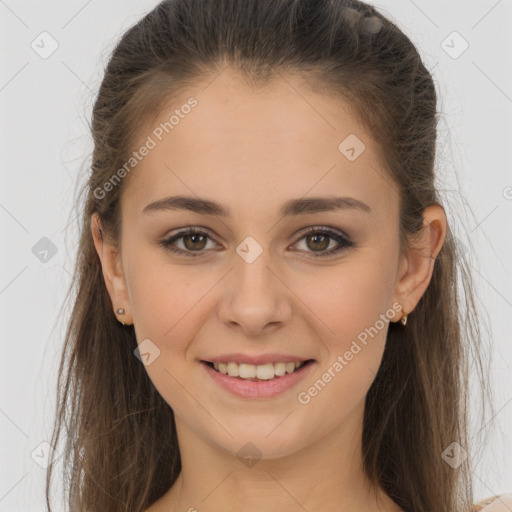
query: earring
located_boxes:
[400,310,408,326]
[116,308,126,326]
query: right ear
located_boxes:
[91,213,133,325]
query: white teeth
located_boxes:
[227,362,239,377]
[256,363,275,380]
[239,363,257,378]
[285,362,296,373]
[274,362,286,377]
[210,360,307,380]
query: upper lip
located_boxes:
[201,353,314,365]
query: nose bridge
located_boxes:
[235,244,273,294]
[218,239,292,334]
[232,241,278,307]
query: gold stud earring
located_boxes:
[400,310,408,326]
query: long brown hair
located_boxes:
[46,1,493,510]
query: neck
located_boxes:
[154,402,400,512]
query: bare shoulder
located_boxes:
[473,494,512,511]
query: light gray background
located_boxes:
[1,0,511,510]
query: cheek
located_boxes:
[292,255,397,408]
[124,243,197,344]
[293,264,393,427]
[124,247,206,412]
[296,257,394,341]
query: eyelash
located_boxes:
[159,226,355,258]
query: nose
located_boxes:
[217,250,293,336]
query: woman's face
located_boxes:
[97,69,418,459]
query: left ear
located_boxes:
[392,204,447,318]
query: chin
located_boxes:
[207,420,311,461]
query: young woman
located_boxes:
[46,1,504,511]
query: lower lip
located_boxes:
[200,360,316,399]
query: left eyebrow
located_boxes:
[141,195,373,217]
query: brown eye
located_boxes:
[160,228,218,257]
[182,232,208,251]
[292,227,355,258]
[305,233,330,252]
[159,226,355,259]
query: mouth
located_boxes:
[200,359,315,382]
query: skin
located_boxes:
[92,68,446,512]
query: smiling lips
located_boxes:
[209,360,308,380]
[201,358,315,397]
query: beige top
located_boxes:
[473,494,512,511]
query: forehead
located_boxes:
[122,68,399,220]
